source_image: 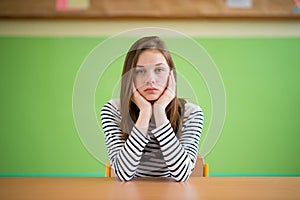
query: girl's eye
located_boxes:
[155,68,164,73]
[135,69,145,74]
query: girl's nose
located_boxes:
[145,71,155,84]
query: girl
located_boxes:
[100,36,204,181]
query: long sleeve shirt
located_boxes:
[100,99,204,181]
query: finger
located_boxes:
[131,84,138,102]
[168,70,176,92]
[172,70,176,81]
[171,70,176,90]
[167,70,172,88]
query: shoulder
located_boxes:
[101,99,121,115]
[182,101,203,118]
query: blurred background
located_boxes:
[0,0,300,177]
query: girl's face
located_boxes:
[134,50,171,101]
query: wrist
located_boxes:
[153,105,168,127]
[153,103,166,112]
[136,110,151,136]
[140,107,152,119]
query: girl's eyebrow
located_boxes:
[136,63,165,68]
[155,63,165,66]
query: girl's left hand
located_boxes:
[154,70,176,110]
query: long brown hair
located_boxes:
[120,36,185,140]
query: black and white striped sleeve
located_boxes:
[151,104,204,181]
[100,101,150,181]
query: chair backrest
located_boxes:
[191,154,207,177]
[106,154,208,178]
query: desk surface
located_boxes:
[0,177,299,200]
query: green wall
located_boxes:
[0,36,299,176]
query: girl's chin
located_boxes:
[144,95,160,102]
[145,97,159,102]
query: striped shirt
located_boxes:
[100,99,204,181]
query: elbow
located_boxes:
[174,176,189,182]
[171,173,190,182]
[114,170,135,182]
[171,167,192,182]
[117,176,134,182]
[112,161,135,181]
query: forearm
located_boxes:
[101,102,150,181]
[111,126,150,181]
[151,105,203,181]
[151,123,193,181]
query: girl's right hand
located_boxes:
[131,84,152,116]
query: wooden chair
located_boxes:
[105,154,209,177]
[190,154,209,177]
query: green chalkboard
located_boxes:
[0,36,299,177]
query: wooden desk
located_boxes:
[0,177,299,200]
